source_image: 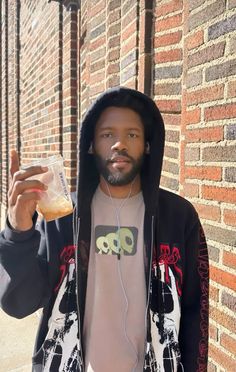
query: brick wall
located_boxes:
[154,0,183,192]
[180,2,236,370]
[0,0,235,370]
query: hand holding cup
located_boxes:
[8,150,48,231]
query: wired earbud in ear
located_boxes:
[145,142,150,154]
[88,143,93,154]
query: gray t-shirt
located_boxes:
[83,186,146,372]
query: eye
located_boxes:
[101,132,113,138]
[128,133,138,138]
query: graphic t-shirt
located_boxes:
[83,187,146,372]
[39,256,82,371]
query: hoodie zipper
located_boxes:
[74,216,85,371]
[143,215,155,369]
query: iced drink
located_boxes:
[24,155,73,221]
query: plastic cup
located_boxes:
[23,155,73,221]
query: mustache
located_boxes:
[106,151,134,163]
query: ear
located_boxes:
[145,142,150,154]
[88,143,93,154]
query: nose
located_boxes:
[111,137,128,152]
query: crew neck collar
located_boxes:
[94,185,143,206]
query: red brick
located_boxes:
[138,54,151,92]
[210,266,236,291]
[91,70,108,83]
[189,0,205,11]
[90,36,106,51]
[155,13,182,32]
[186,30,204,50]
[224,166,236,183]
[155,48,182,63]
[164,145,179,159]
[189,0,225,31]
[162,113,181,126]
[206,59,236,82]
[166,129,180,142]
[202,185,236,204]
[89,82,105,96]
[186,126,223,142]
[107,74,120,88]
[202,145,236,162]
[209,323,218,341]
[107,62,119,75]
[210,306,236,333]
[122,5,137,29]
[154,30,182,47]
[139,11,146,53]
[108,48,120,62]
[90,0,106,18]
[207,244,220,263]
[155,64,182,80]
[184,107,201,125]
[209,343,236,371]
[156,0,183,17]
[194,203,221,221]
[90,12,105,30]
[163,159,179,175]
[155,99,181,113]
[122,0,137,15]
[221,333,236,356]
[223,209,236,227]
[185,166,222,181]
[221,291,236,312]
[108,35,120,48]
[187,84,224,105]
[228,80,236,98]
[209,285,219,302]
[160,175,179,191]
[189,42,225,68]
[121,34,137,55]
[123,77,136,89]
[154,83,181,96]
[90,46,106,63]
[121,20,137,42]
[108,0,121,12]
[183,183,199,197]
[108,23,120,38]
[205,103,236,121]
[223,251,236,270]
[205,224,235,247]
[108,9,120,24]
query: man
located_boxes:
[0,87,209,371]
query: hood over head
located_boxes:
[76,87,165,217]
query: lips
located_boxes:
[108,156,131,170]
[110,156,130,163]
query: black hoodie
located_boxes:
[0,87,209,372]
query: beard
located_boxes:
[94,150,144,186]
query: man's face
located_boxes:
[93,107,145,186]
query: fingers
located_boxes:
[10,149,20,179]
[12,166,48,183]
[9,180,47,206]
[9,151,48,195]
[8,192,40,231]
[9,165,48,195]
[15,191,42,205]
